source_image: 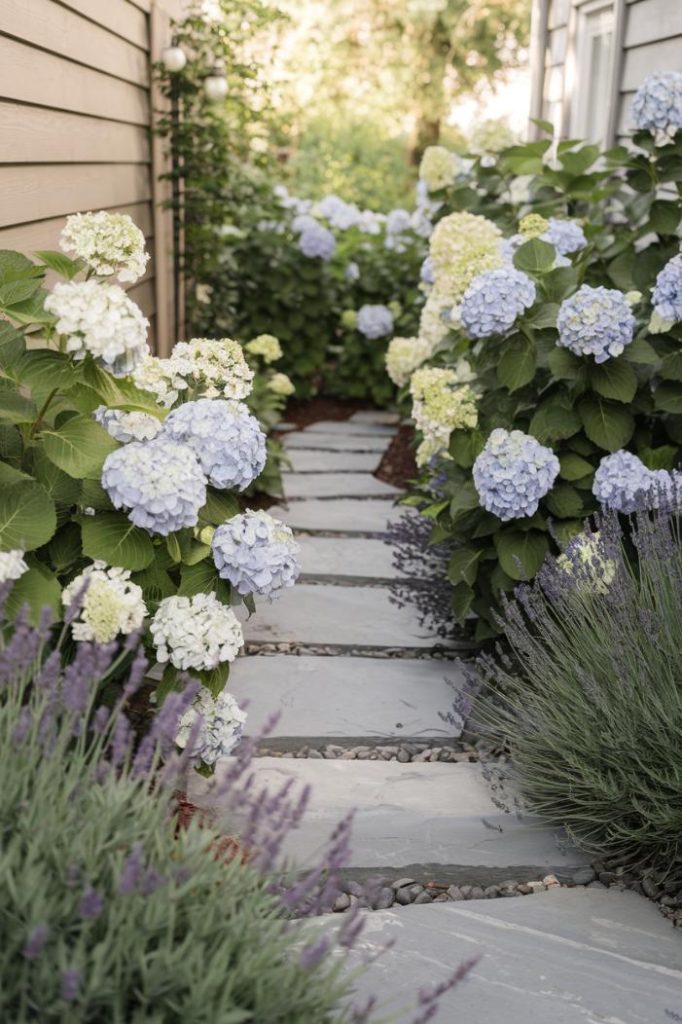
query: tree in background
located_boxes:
[269,0,529,207]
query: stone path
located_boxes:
[191,411,679,1021]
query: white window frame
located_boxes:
[562,0,625,146]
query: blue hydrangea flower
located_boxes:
[592,450,673,514]
[298,223,336,261]
[652,254,682,323]
[420,256,435,285]
[356,304,394,339]
[102,436,206,535]
[162,399,266,491]
[460,267,536,338]
[632,72,682,133]
[541,218,587,256]
[473,428,560,521]
[557,285,635,363]
[291,213,318,234]
[212,510,300,599]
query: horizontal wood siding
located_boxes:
[0,0,186,349]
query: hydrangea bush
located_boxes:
[0,210,300,758]
[384,73,682,637]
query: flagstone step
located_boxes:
[297,536,399,578]
[286,449,382,473]
[239,584,450,649]
[190,758,589,882]
[270,499,409,534]
[282,472,400,499]
[227,655,464,743]
[348,411,400,425]
[305,421,396,436]
[321,889,681,1024]
[283,432,391,452]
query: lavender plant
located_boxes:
[473,509,682,878]
[0,598,471,1022]
[386,511,456,639]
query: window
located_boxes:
[568,0,615,146]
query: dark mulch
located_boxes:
[376,423,417,490]
[281,396,371,430]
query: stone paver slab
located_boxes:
[305,421,396,436]
[227,655,464,741]
[324,890,682,1023]
[286,450,382,473]
[238,584,445,648]
[297,536,398,578]
[190,759,588,879]
[283,473,400,499]
[284,432,390,452]
[349,411,400,425]
[269,500,408,534]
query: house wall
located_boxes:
[532,0,682,143]
[0,0,187,352]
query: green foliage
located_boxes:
[399,128,682,635]
[0,622,367,1023]
[475,510,682,879]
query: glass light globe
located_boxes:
[204,74,228,101]
[162,46,187,72]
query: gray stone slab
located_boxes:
[284,432,390,453]
[286,450,382,473]
[227,655,463,741]
[324,890,682,1024]
[268,500,405,534]
[349,411,400,425]
[237,584,445,648]
[283,473,400,499]
[275,422,297,432]
[305,421,396,436]
[297,536,398,578]
[190,759,589,879]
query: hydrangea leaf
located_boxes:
[34,250,83,280]
[654,384,682,415]
[451,580,474,621]
[530,396,582,442]
[41,416,119,479]
[589,360,638,403]
[497,334,536,392]
[0,481,56,551]
[622,337,657,364]
[6,561,61,625]
[80,512,154,571]
[495,529,549,582]
[578,397,634,451]
[447,547,481,587]
[545,484,584,519]
[559,453,594,481]
[513,239,556,275]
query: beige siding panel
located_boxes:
[1,103,150,164]
[0,164,151,228]
[0,37,149,125]
[58,0,148,49]
[128,278,155,316]
[546,27,567,66]
[128,0,151,11]
[0,203,153,253]
[0,0,149,86]
[617,92,635,135]
[548,0,570,31]
[621,38,682,92]
[625,0,682,47]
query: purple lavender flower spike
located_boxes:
[61,968,82,1002]
[22,924,49,961]
[79,886,104,921]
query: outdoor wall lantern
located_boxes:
[162,45,188,72]
[204,60,229,101]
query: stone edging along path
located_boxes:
[189,411,682,1023]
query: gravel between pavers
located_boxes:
[255,739,504,764]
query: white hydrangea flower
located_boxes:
[176,687,247,767]
[0,550,28,583]
[267,372,295,396]
[245,334,282,363]
[151,592,243,671]
[428,212,503,305]
[45,280,149,376]
[93,407,162,444]
[62,561,147,643]
[419,146,460,191]
[60,211,149,283]
[132,338,253,407]
[385,336,432,387]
